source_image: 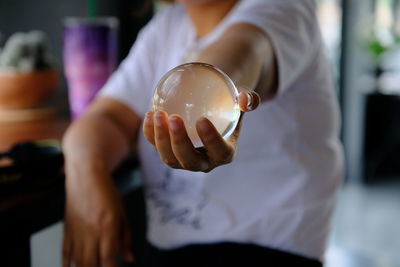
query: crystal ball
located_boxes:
[152,62,241,147]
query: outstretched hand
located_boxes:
[143,90,260,172]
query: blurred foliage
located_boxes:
[0,31,54,72]
[364,35,391,61]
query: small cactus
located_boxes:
[0,31,54,72]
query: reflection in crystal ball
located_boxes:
[152,62,241,147]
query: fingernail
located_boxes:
[247,92,254,110]
[200,161,209,171]
[155,111,163,126]
[169,116,180,131]
[198,118,212,133]
[145,112,152,122]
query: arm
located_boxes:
[62,97,140,267]
[63,97,139,172]
[198,23,277,100]
[143,23,277,172]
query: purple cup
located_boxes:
[63,17,118,119]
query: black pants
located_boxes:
[141,242,323,267]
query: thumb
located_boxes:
[120,221,134,262]
[238,90,261,112]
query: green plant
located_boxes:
[0,31,54,72]
[362,19,400,64]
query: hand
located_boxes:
[63,167,134,267]
[143,90,260,172]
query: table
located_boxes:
[0,118,144,267]
[362,93,400,183]
[0,119,68,266]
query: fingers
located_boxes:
[81,237,99,267]
[65,230,99,267]
[154,111,181,168]
[100,227,119,267]
[62,229,72,267]
[143,111,155,147]
[168,115,209,171]
[145,112,239,172]
[120,221,134,263]
[63,219,129,267]
[196,118,234,167]
[238,90,261,112]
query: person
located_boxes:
[62,0,343,266]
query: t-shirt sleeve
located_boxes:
[99,14,160,117]
[226,0,321,94]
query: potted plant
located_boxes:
[0,31,58,109]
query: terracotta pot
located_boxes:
[0,69,58,109]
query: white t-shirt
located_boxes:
[100,0,343,260]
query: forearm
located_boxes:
[62,98,138,266]
[63,114,130,174]
[63,97,141,181]
[197,23,277,100]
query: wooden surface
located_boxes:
[0,107,57,124]
[0,118,69,152]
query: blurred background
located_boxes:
[1,0,400,266]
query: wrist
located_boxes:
[64,152,111,188]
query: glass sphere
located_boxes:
[152,62,241,147]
